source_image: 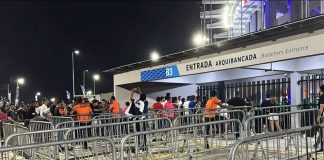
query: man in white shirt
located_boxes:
[35,98,49,118]
[183,96,191,115]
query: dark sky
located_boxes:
[0,1,201,102]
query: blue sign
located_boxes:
[141,65,180,81]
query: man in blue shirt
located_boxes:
[188,95,196,114]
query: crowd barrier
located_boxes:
[2,123,28,148]
[63,117,172,141]
[173,110,245,126]
[229,124,324,160]
[0,137,115,160]
[244,108,319,137]
[120,119,242,160]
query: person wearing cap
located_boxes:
[36,98,49,118]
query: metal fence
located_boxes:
[229,124,324,160]
[119,119,242,160]
[0,137,115,160]
[244,109,319,137]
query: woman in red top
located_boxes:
[152,97,163,117]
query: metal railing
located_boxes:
[229,124,324,160]
[0,137,115,160]
[120,119,242,160]
[244,109,319,137]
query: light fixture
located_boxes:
[150,51,160,62]
[93,74,100,81]
[74,50,80,55]
[17,78,25,85]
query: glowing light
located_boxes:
[17,78,25,85]
[36,92,41,96]
[150,51,160,62]
[93,74,100,81]
[74,50,80,55]
[192,32,208,47]
[50,98,55,102]
[86,90,92,95]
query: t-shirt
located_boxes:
[152,102,163,110]
[36,104,48,118]
[26,107,36,119]
[111,101,120,113]
[204,97,221,119]
[189,101,197,109]
[73,104,92,122]
[91,105,102,114]
[164,102,175,118]
[228,97,245,107]
[54,107,67,116]
[17,109,27,121]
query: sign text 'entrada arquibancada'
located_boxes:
[141,32,324,81]
[186,54,257,71]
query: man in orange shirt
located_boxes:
[110,96,120,116]
[71,97,92,149]
[204,90,232,149]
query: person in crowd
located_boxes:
[26,101,38,119]
[17,103,28,121]
[128,87,148,151]
[315,85,324,150]
[183,96,191,116]
[71,97,92,149]
[195,96,202,109]
[110,96,121,115]
[161,96,166,106]
[101,99,109,113]
[152,97,163,111]
[7,104,17,122]
[122,101,130,113]
[32,108,52,122]
[91,99,102,117]
[188,95,196,114]
[177,96,182,109]
[261,94,281,132]
[50,100,58,116]
[54,100,68,116]
[228,91,245,138]
[204,90,233,149]
[164,96,175,120]
[36,98,49,118]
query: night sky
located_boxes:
[0,1,201,102]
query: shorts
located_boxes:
[268,113,279,121]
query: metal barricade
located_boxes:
[63,118,173,150]
[55,116,136,129]
[29,120,55,131]
[4,128,70,159]
[229,124,324,160]
[119,119,242,160]
[244,109,319,137]
[173,110,245,127]
[0,137,115,160]
[2,123,28,148]
[51,116,73,126]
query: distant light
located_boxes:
[17,78,25,85]
[150,51,160,62]
[74,50,80,55]
[50,98,55,102]
[93,74,100,81]
[192,32,208,47]
[36,92,41,96]
[86,90,92,95]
